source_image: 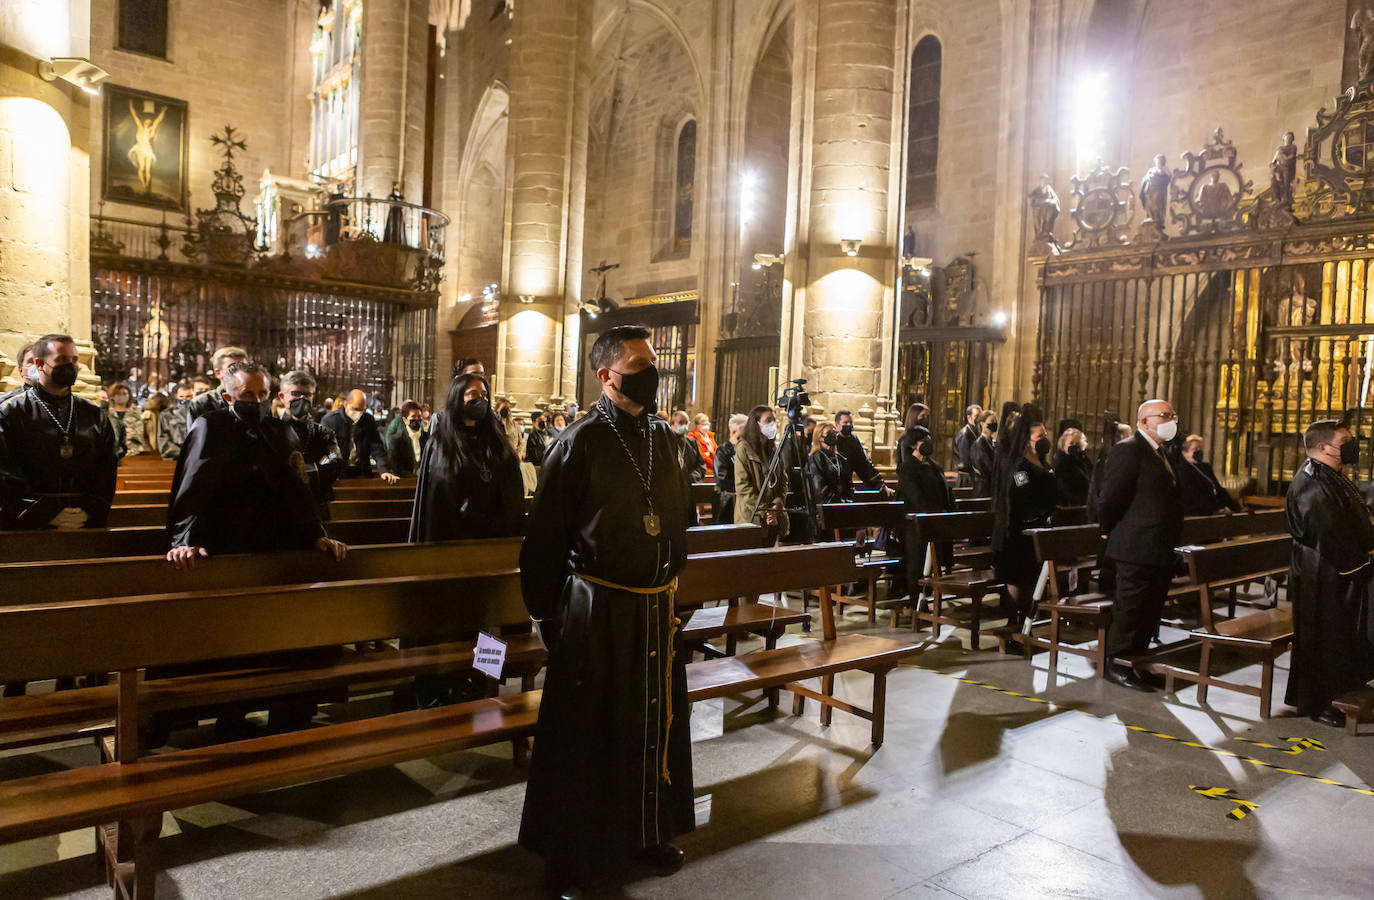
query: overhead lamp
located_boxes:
[38,57,109,95]
[752,252,784,270]
[481,282,500,307]
[840,239,862,257]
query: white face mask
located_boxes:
[760,421,778,440]
[675,424,688,435]
[24,364,39,383]
[1155,419,1177,443]
[345,407,363,422]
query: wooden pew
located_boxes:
[817,501,909,624]
[0,518,414,564]
[911,511,1004,648]
[112,482,419,507]
[1024,524,1111,673]
[691,481,716,524]
[1157,536,1293,718]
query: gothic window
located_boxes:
[117,0,169,59]
[309,0,362,189]
[907,35,941,208]
[674,120,696,249]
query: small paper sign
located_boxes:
[474,631,507,680]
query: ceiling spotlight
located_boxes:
[38,57,109,95]
[840,239,862,258]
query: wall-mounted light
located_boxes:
[740,171,758,226]
[752,252,783,270]
[38,57,109,95]
[517,294,536,304]
[481,282,500,307]
[840,239,862,258]
[578,300,602,319]
[991,311,1009,326]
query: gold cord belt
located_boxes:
[574,572,680,784]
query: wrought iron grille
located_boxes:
[712,335,779,427]
[91,264,435,406]
[1035,237,1374,490]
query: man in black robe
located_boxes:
[0,334,117,530]
[166,362,347,568]
[519,324,693,899]
[279,370,342,520]
[185,345,247,424]
[1285,419,1374,726]
[834,410,892,495]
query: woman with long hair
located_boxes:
[409,373,524,542]
[895,402,933,466]
[733,405,789,539]
[991,404,1058,632]
[806,421,855,534]
[969,410,999,497]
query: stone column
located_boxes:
[500,0,590,408]
[799,0,899,418]
[0,0,95,388]
[359,0,429,200]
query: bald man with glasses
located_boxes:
[1095,399,1185,691]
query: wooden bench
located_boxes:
[1157,535,1293,718]
[1024,524,1111,674]
[691,481,716,523]
[111,482,418,507]
[678,543,920,743]
[911,511,1005,648]
[818,501,909,624]
[1333,688,1374,735]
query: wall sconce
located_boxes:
[481,282,500,308]
[752,252,783,270]
[38,57,109,95]
[840,239,862,258]
[991,311,1009,326]
[517,294,536,304]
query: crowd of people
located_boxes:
[2,327,1374,897]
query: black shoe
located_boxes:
[1135,669,1166,690]
[543,870,583,900]
[1103,665,1156,693]
[1311,707,1345,728]
[636,842,685,873]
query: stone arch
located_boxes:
[452,82,509,304]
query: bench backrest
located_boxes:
[112,483,419,506]
[818,501,906,532]
[691,482,716,504]
[1028,523,1102,563]
[954,497,991,512]
[683,523,770,554]
[1180,535,1291,587]
[912,510,995,543]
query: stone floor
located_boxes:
[4,595,1374,899]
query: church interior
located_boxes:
[5,0,1374,897]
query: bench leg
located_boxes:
[792,691,805,716]
[819,675,834,727]
[1047,612,1060,672]
[1196,641,1212,706]
[968,591,982,651]
[1348,713,1359,736]
[1094,616,1110,678]
[930,594,942,640]
[866,577,876,623]
[871,669,889,747]
[114,814,161,900]
[1259,652,1274,720]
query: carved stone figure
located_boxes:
[1198,170,1234,218]
[1138,154,1171,226]
[1355,6,1374,86]
[1270,131,1298,209]
[1028,174,1060,243]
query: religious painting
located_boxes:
[101,84,189,212]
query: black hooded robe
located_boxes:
[408,430,524,542]
[0,387,118,529]
[518,399,695,876]
[1284,457,1374,716]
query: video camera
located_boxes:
[776,378,811,427]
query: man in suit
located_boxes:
[952,404,982,475]
[386,400,427,478]
[1095,398,1184,691]
[321,389,398,483]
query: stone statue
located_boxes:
[1138,154,1171,226]
[1356,6,1374,85]
[1028,174,1060,244]
[1270,131,1298,209]
[1198,170,1234,218]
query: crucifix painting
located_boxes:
[102,84,189,212]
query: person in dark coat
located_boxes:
[165,362,347,567]
[321,389,397,482]
[519,325,694,897]
[1095,398,1184,691]
[952,403,982,476]
[1285,420,1374,726]
[0,334,117,530]
[897,425,954,593]
[386,400,428,479]
[408,374,523,542]
[669,410,706,482]
[834,410,891,494]
[524,409,552,467]
[969,410,999,498]
[992,407,1057,628]
[806,422,855,535]
[185,346,247,424]
[712,413,745,524]
[895,403,932,465]
[1053,426,1093,508]
[1178,433,1241,516]
[278,370,342,520]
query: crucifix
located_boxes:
[589,260,620,301]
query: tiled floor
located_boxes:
[3,599,1373,899]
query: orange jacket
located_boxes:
[689,428,717,469]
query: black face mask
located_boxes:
[48,362,78,388]
[918,440,934,458]
[499,406,509,419]
[612,365,660,415]
[840,424,854,437]
[823,431,839,448]
[407,419,422,431]
[1067,444,1082,456]
[233,400,264,425]
[288,398,313,419]
[1034,436,1052,457]
[1340,438,1360,466]
[987,421,998,434]
[1191,450,1204,464]
[464,398,490,421]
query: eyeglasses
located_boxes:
[1145,412,1177,421]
